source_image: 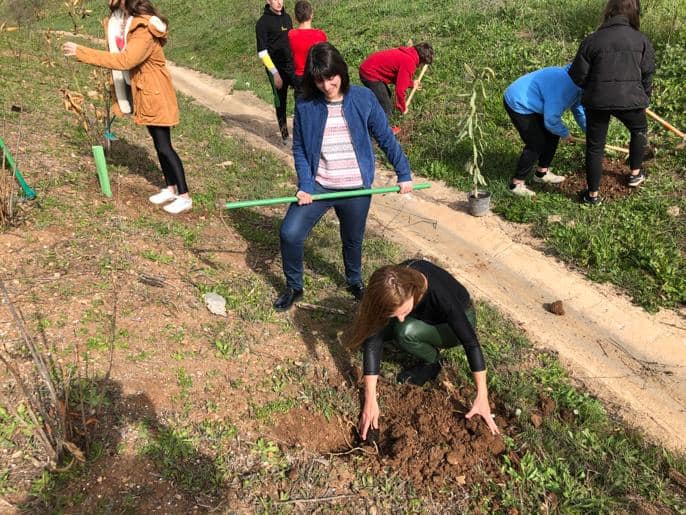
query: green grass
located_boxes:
[440,301,686,513]
[1,11,684,512]
[36,0,686,310]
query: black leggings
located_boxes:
[147,126,188,195]
[504,100,560,181]
[585,108,647,192]
[267,68,296,137]
[359,74,393,119]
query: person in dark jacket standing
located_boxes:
[256,0,295,145]
[568,0,655,205]
[347,260,500,440]
[273,43,413,311]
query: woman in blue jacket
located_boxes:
[503,65,587,197]
[274,42,413,311]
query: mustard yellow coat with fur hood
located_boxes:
[75,15,179,127]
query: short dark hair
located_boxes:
[414,42,433,65]
[294,0,313,23]
[302,42,351,99]
[603,0,641,30]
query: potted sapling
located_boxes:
[457,65,495,216]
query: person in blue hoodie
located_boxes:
[273,42,413,311]
[503,65,587,197]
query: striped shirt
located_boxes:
[316,101,363,189]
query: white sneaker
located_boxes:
[509,183,536,197]
[163,196,193,214]
[149,188,176,205]
[533,171,566,184]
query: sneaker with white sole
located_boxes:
[533,171,566,184]
[627,170,646,187]
[509,182,536,197]
[149,188,176,205]
[163,196,193,214]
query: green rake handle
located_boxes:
[225,183,431,209]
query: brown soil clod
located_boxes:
[530,412,543,428]
[546,300,565,316]
[539,395,557,417]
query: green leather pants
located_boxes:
[381,305,476,364]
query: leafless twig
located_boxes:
[278,493,358,505]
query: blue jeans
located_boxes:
[279,183,372,291]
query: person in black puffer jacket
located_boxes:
[568,0,655,204]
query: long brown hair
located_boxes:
[347,265,427,351]
[111,0,169,27]
[603,0,641,30]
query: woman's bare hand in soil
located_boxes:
[358,397,380,441]
[466,395,500,435]
[63,42,77,57]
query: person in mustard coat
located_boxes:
[63,0,192,214]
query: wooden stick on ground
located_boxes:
[570,135,629,154]
[646,108,686,140]
[405,64,428,111]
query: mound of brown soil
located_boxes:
[557,159,638,201]
[268,381,512,491]
[367,384,508,488]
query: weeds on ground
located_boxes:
[441,302,686,512]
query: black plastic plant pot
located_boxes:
[468,190,491,217]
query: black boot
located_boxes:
[346,282,365,301]
[273,288,303,311]
[397,361,442,386]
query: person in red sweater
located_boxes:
[288,0,327,97]
[359,43,433,131]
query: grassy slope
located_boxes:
[37,0,686,311]
[0,4,684,513]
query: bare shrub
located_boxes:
[0,145,17,227]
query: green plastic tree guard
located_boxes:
[0,136,36,200]
[225,183,431,209]
[92,145,112,197]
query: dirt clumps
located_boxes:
[363,383,509,489]
[557,159,638,201]
[546,300,565,315]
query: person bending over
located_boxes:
[347,259,500,440]
[358,43,433,133]
[503,64,587,197]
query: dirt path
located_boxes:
[168,64,686,452]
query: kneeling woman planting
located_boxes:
[348,259,500,440]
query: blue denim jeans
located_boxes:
[279,183,372,291]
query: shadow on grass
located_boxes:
[227,208,360,381]
[107,137,163,188]
[220,113,286,149]
[19,379,225,513]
